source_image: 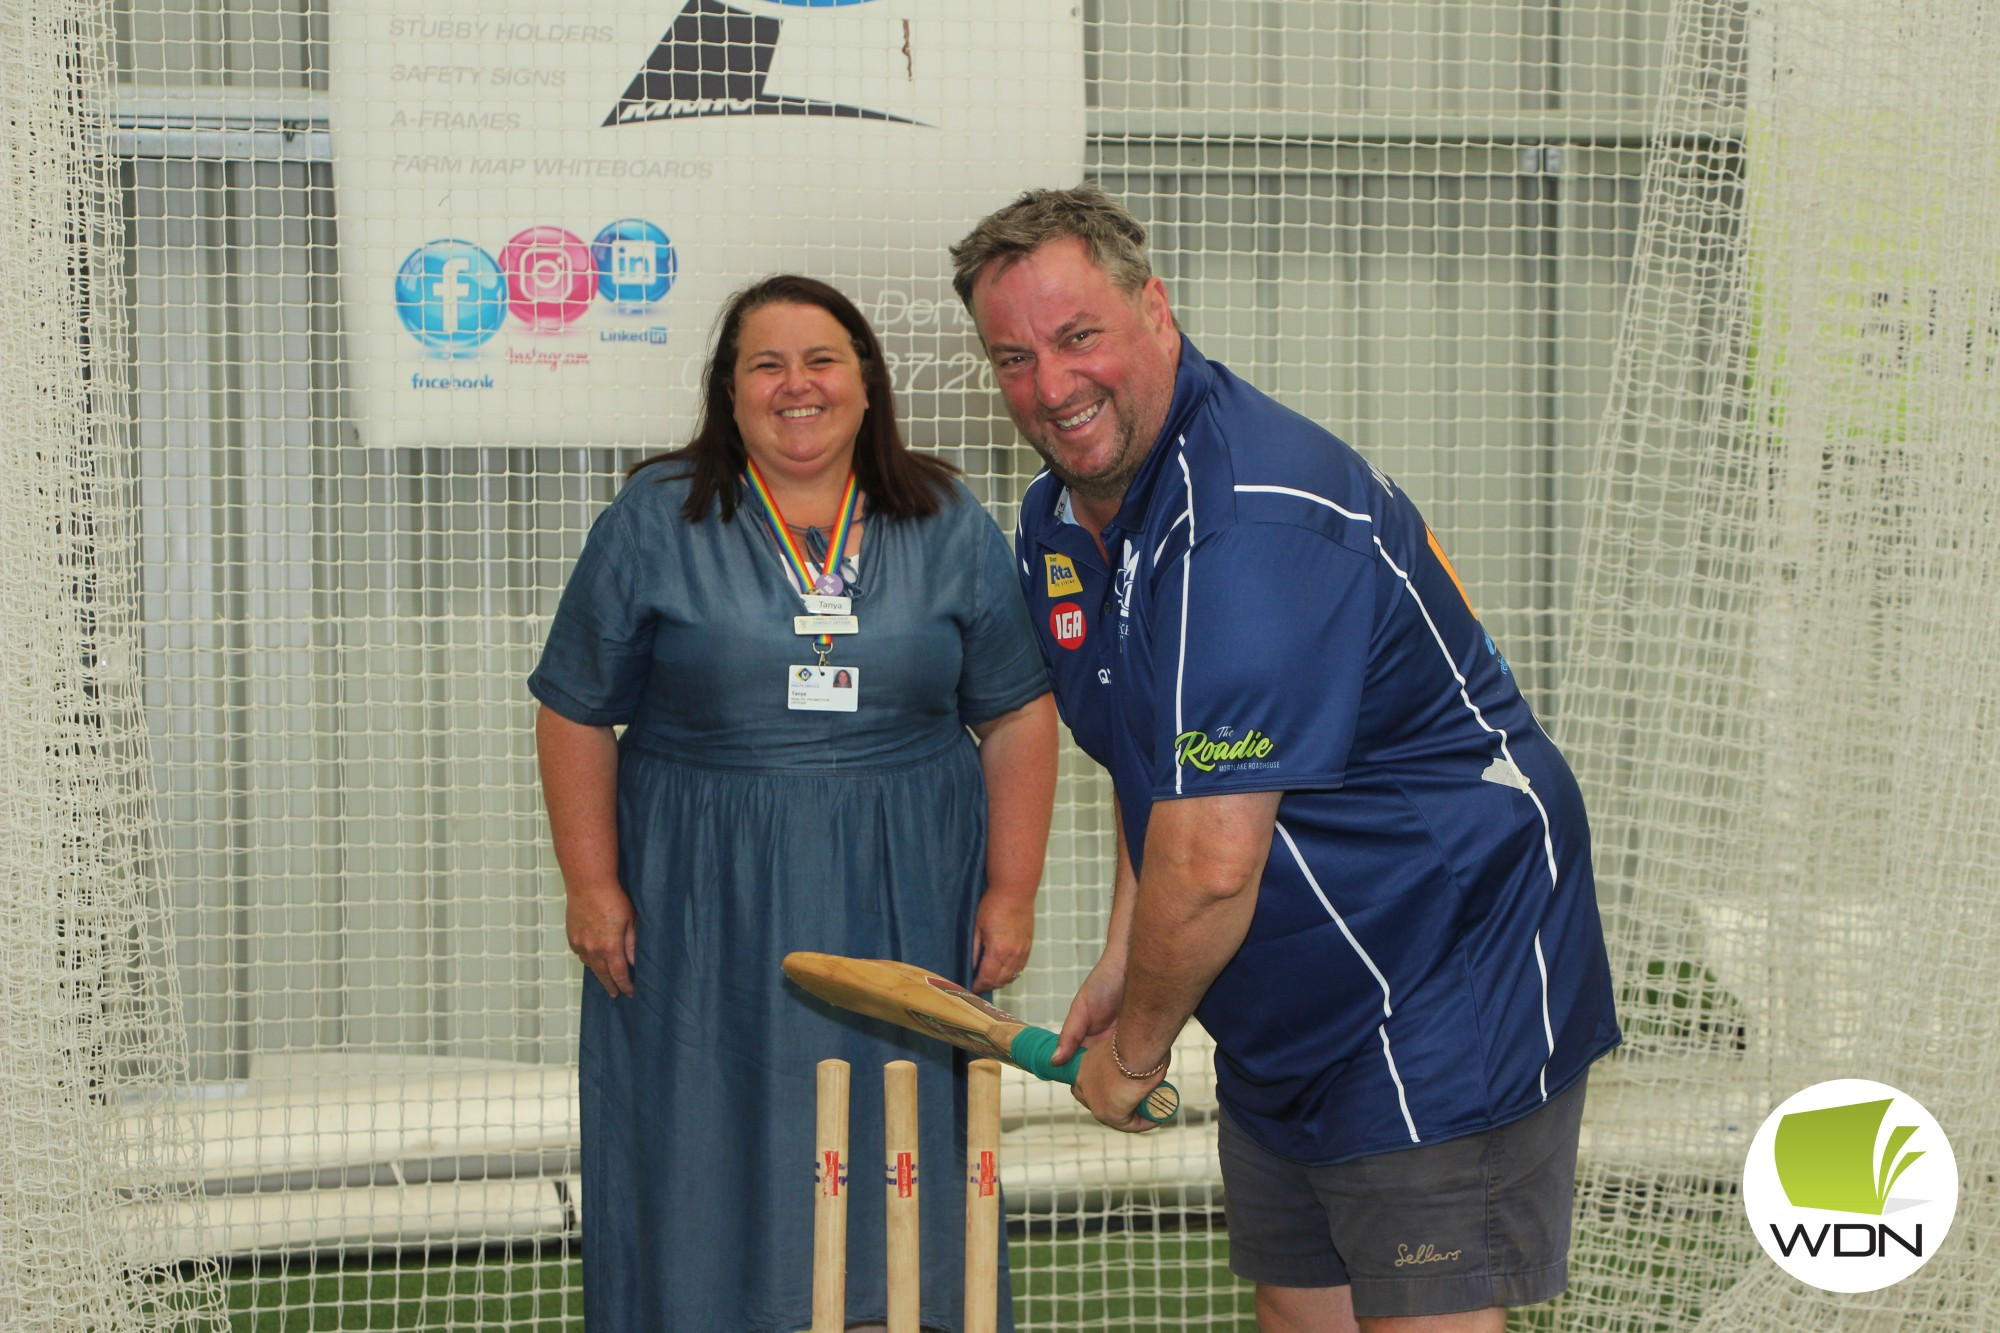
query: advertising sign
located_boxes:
[327,0,1084,446]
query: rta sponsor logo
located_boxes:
[604,0,916,127]
[1044,554,1083,597]
[394,219,676,355]
[1743,1079,1957,1292]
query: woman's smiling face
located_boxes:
[731,301,869,485]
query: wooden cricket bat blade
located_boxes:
[781,951,1178,1123]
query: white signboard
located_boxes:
[327,0,1084,447]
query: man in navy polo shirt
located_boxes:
[950,185,1619,1332]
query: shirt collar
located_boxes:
[1053,485,1078,526]
[1104,334,1214,540]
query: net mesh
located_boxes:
[1557,0,2000,1326]
[0,0,222,1328]
[8,0,1992,1326]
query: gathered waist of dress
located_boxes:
[616,726,971,776]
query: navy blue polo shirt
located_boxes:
[1014,338,1620,1165]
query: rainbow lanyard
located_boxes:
[745,460,861,654]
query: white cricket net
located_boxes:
[28,0,1994,1326]
[0,0,222,1328]
[1556,0,2000,1327]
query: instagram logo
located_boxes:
[500,226,594,330]
[394,241,508,354]
[592,219,677,308]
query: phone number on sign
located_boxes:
[880,350,989,395]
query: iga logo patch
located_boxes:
[1044,553,1083,597]
[1050,602,1086,651]
[1743,1079,1957,1292]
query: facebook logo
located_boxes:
[394,241,509,353]
[592,219,677,307]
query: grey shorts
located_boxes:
[1219,1075,1588,1319]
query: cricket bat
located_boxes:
[782,951,1180,1124]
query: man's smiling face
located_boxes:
[969,235,1180,507]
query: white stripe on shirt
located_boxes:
[1277,819,1421,1143]
[1172,445,1194,795]
[1232,481,1566,1097]
[1233,483,1373,524]
[1370,536,1561,1093]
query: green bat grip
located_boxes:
[1008,1026,1180,1124]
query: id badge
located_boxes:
[788,664,860,712]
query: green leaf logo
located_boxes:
[1773,1098,1924,1215]
[1745,1079,1957,1292]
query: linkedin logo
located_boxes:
[593,219,678,307]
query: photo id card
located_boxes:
[787,664,860,712]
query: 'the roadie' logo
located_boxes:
[604,0,916,126]
[1174,729,1277,773]
[1742,1079,1957,1292]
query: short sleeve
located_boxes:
[527,500,659,726]
[956,505,1053,728]
[1149,522,1372,799]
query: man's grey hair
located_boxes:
[950,182,1155,312]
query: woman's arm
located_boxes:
[967,693,1057,991]
[536,703,636,997]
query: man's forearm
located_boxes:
[1112,790,1281,1072]
[1100,800,1140,972]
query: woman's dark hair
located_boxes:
[628,275,958,524]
